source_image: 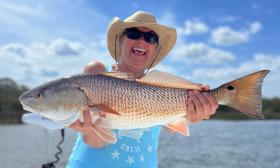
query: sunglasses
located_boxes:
[123,28,159,44]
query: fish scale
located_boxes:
[74,75,187,129]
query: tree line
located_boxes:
[0,78,28,123]
[0,77,279,124]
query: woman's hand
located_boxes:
[68,61,109,148]
[68,107,108,148]
[186,85,218,123]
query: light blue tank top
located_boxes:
[66,64,161,168]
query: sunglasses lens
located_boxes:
[124,28,158,44]
[144,34,158,44]
[126,32,141,40]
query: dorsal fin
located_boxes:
[137,70,203,90]
[100,72,135,81]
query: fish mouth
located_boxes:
[21,103,78,126]
[21,103,42,114]
[52,111,79,126]
[19,92,43,113]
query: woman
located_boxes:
[67,11,218,168]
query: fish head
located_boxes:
[19,78,87,125]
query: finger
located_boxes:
[192,90,212,120]
[203,92,218,115]
[191,90,204,114]
[188,91,202,123]
[195,91,212,116]
[201,85,210,91]
[187,94,196,123]
[83,107,93,127]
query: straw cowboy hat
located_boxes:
[107,11,177,67]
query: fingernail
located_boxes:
[202,85,209,90]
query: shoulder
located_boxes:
[83,61,105,74]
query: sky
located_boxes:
[0,0,279,98]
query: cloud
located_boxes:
[48,39,84,57]
[0,0,110,44]
[192,54,279,80]
[178,19,209,35]
[0,43,27,58]
[190,54,280,97]
[155,63,179,75]
[210,22,262,46]
[0,38,114,87]
[171,43,235,64]
[210,27,249,46]
[158,11,178,28]
[250,21,262,34]
[40,68,59,77]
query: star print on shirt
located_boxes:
[111,150,120,159]
[140,154,145,162]
[147,145,153,153]
[126,156,135,165]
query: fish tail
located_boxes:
[211,70,270,119]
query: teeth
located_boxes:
[132,48,147,56]
[133,48,146,53]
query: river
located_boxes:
[0,120,279,168]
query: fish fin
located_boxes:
[165,119,190,136]
[100,72,135,81]
[92,126,117,144]
[213,70,270,119]
[94,117,113,129]
[137,70,203,90]
[164,126,176,134]
[92,104,121,116]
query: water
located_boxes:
[0,121,279,168]
[158,121,280,168]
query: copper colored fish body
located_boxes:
[19,70,270,143]
[76,74,188,129]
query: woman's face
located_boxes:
[119,27,158,71]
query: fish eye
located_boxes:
[34,93,43,99]
[227,85,235,90]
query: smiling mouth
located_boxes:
[132,47,147,56]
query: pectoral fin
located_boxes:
[92,126,117,144]
[165,119,190,136]
[92,104,120,115]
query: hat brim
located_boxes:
[107,17,176,68]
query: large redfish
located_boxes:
[19,70,270,143]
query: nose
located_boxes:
[136,36,146,44]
